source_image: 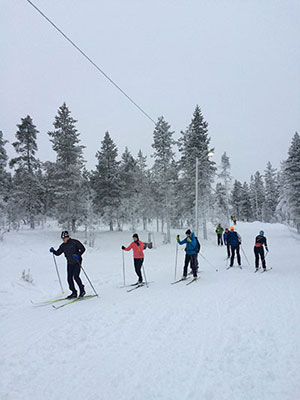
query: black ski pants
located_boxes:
[217,234,223,246]
[254,247,266,269]
[230,245,241,266]
[67,262,84,293]
[134,258,144,283]
[183,254,198,277]
[226,243,230,258]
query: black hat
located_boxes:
[61,231,69,238]
[185,229,191,235]
[132,233,139,240]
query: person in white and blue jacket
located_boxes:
[176,229,198,279]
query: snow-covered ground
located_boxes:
[1,222,300,400]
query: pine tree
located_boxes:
[9,116,44,229]
[263,161,279,222]
[249,171,265,221]
[239,182,252,221]
[91,132,121,231]
[218,152,231,222]
[179,105,216,238]
[151,116,176,242]
[0,131,10,231]
[231,180,243,220]
[119,147,138,230]
[214,183,228,226]
[48,103,85,231]
[283,132,300,231]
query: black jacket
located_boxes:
[53,238,85,264]
[255,235,268,248]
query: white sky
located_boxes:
[1,0,300,181]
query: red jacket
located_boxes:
[125,241,144,259]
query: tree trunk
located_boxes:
[109,220,114,231]
[30,215,35,229]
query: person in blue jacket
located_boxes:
[227,226,242,267]
[176,229,198,279]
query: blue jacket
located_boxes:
[178,232,197,255]
[223,231,229,244]
[227,231,241,247]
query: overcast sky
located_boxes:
[1,0,300,181]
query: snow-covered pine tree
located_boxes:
[263,161,279,222]
[283,132,300,232]
[119,147,138,230]
[179,105,216,238]
[276,164,290,224]
[230,180,243,220]
[214,183,228,226]
[151,116,176,243]
[218,152,231,223]
[0,131,10,231]
[135,150,154,231]
[249,171,265,221]
[91,132,121,231]
[48,103,85,231]
[239,182,252,221]
[9,116,44,229]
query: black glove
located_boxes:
[121,245,125,250]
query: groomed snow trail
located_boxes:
[1,222,300,400]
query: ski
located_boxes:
[31,297,69,306]
[171,277,191,285]
[261,267,272,273]
[127,283,145,292]
[186,277,198,285]
[226,266,233,270]
[52,295,98,309]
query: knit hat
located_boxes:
[185,229,191,235]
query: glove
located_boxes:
[187,237,192,243]
[121,245,125,250]
[73,254,79,260]
[50,247,54,253]
[176,235,180,242]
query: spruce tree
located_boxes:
[151,116,176,242]
[91,132,121,231]
[218,152,231,222]
[239,182,252,221]
[263,162,279,222]
[179,105,216,238]
[231,180,243,220]
[283,132,300,231]
[9,116,43,229]
[249,172,265,221]
[0,131,10,231]
[214,183,228,226]
[48,103,85,231]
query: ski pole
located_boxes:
[199,253,218,272]
[76,260,99,296]
[52,254,64,294]
[142,262,148,288]
[122,250,126,286]
[241,246,251,266]
[174,242,178,280]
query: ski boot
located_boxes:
[66,291,77,299]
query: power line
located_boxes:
[25,0,157,125]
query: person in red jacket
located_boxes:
[122,233,144,284]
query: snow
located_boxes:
[1,222,300,400]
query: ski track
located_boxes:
[1,222,300,400]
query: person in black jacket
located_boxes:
[50,231,86,299]
[254,230,268,271]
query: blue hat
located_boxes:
[259,230,264,236]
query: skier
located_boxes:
[50,231,86,299]
[176,229,198,279]
[254,230,269,271]
[215,223,224,246]
[223,227,230,258]
[232,216,237,225]
[122,233,144,285]
[227,226,242,268]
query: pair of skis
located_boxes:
[171,277,198,285]
[226,265,242,270]
[31,294,98,309]
[254,267,272,273]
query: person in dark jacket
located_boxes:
[176,229,198,279]
[50,231,86,299]
[254,230,268,271]
[122,233,144,284]
[227,226,242,267]
[223,228,230,258]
